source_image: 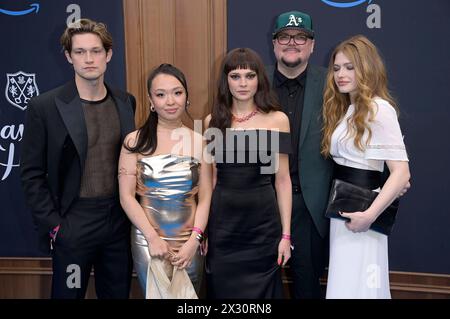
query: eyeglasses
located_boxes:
[275,33,311,45]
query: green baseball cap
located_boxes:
[273,11,314,38]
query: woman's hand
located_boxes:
[200,238,208,256]
[398,181,411,197]
[340,210,376,233]
[147,235,174,260]
[277,238,292,267]
[171,237,200,269]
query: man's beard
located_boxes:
[281,57,302,68]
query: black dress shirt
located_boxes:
[273,66,307,187]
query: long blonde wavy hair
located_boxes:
[321,35,398,157]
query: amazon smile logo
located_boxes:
[321,0,372,8]
[0,3,40,16]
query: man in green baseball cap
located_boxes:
[267,10,332,299]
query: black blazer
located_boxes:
[20,80,136,253]
[267,64,334,238]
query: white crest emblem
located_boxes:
[286,15,303,27]
[5,71,39,111]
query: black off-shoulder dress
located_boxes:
[206,129,291,299]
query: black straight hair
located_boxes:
[124,63,189,155]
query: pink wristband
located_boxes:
[49,225,60,241]
[192,227,204,235]
[282,234,291,240]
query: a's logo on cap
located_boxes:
[286,14,302,27]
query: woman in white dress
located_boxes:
[321,35,410,299]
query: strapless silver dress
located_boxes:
[131,154,203,295]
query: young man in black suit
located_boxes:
[20,19,135,299]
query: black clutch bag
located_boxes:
[325,179,399,235]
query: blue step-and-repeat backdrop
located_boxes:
[0,0,126,256]
[228,0,450,274]
[0,0,449,275]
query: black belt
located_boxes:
[333,164,382,190]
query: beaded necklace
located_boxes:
[232,109,259,123]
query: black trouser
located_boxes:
[289,191,329,299]
[51,196,132,299]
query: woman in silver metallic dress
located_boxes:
[118,64,212,297]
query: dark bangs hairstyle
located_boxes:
[124,63,189,155]
[209,48,280,132]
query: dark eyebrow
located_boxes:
[153,86,184,92]
[279,32,307,36]
[230,70,256,74]
[72,46,103,51]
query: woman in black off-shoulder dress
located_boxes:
[204,48,293,299]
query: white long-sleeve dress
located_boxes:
[325,98,409,299]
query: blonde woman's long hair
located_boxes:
[321,35,398,157]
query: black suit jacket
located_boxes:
[267,64,334,238]
[20,80,136,253]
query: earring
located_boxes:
[150,105,155,112]
[186,100,191,108]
